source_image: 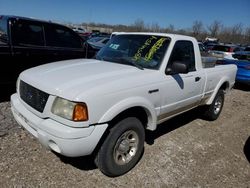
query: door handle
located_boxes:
[195,77,201,82]
[148,89,159,94]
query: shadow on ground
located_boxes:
[56,153,97,171]
[243,136,250,163]
[234,83,250,92]
[0,84,15,102]
[145,107,202,145]
[56,108,202,171]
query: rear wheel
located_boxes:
[203,89,224,120]
[95,117,145,177]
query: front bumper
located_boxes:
[11,93,108,157]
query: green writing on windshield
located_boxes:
[133,36,166,62]
[133,36,157,61]
[145,38,166,61]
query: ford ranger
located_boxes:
[11,33,237,177]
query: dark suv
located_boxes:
[0,15,87,100]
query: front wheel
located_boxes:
[95,117,145,177]
[203,89,224,120]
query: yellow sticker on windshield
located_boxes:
[133,36,166,62]
[145,38,166,61]
[133,36,157,61]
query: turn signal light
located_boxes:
[73,103,88,121]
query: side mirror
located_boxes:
[165,61,189,75]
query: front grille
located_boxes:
[19,80,49,113]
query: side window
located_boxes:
[12,19,44,46]
[45,24,82,48]
[167,40,196,72]
[0,17,8,45]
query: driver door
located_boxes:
[158,40,205,122]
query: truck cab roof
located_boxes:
[1,15,52,23]
[112,32,197,41]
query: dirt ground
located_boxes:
[0,84,249,188]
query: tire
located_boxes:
[203,89,224,121]
[95,117,145,177]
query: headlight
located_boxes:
[51,97,88,121]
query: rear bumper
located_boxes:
[11,93,108,157]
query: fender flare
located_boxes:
[98,97,158,131]
[206,77,229,105]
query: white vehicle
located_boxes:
[72,27,87,34]
[205,37,219,42]
[11,33,237,177]
[208,44,241,60]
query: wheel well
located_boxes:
[109,107,148,129]
[92,107,148,157]
[220,82,229,92]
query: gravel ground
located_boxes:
[0,85,250,188]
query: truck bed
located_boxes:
[201,56,217,68]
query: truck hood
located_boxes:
[20,59,157,100]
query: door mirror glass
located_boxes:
[165,61,188,75]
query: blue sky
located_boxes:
[0,0,249,29]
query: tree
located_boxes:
[67,19,250,44]
[150,22,161,32]
[192,20,203,39]
[219,23,244,44]
[164,24,175,33]
[131,19,145,32]
[208,20,222,37]
[219,26,232,43]
[231,23,244,44]
[244,27,250,44]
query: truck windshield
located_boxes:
[96,34,170,70]
[0,17,8,45]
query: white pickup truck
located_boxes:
[11,32,237,177]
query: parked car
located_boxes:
[233,46,250,61]
[72,27,87,34]
[203,40,219,51]
[209,44,241,60]
[205,43,217,51]
[88,37,109,49]
[86,37,110,57]
[198,42,209,56]
[78,32,92,41]
[0,15,86,96]
[217,59,250,85]
[205,37,219,43]
[72,27,92,41]
[11,32,237,176]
